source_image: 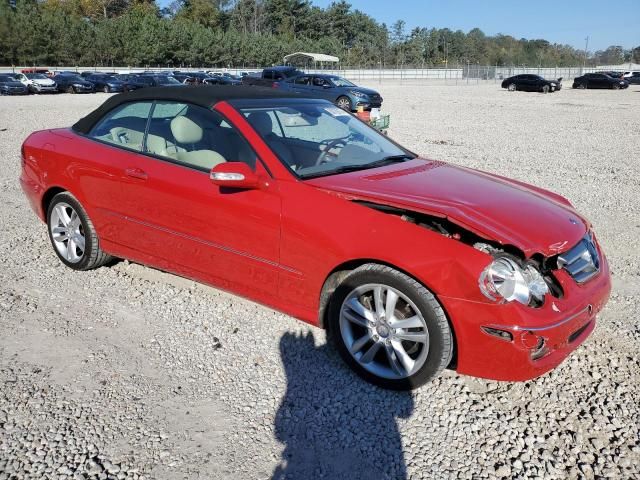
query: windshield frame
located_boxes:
[231,98,416,181]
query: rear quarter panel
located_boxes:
[21,129,123,233]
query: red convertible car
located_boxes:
[20,87,611,390]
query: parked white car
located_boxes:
[15,73,58,93]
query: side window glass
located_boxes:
[295,76,310,85]
[145,101,258,171]
[312,77,326,87]
[89,102,153,151]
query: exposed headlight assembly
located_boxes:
[479,257,549,306]
[350,90,368,98]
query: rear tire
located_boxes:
[47,192,112,271]
[327,263,453,390]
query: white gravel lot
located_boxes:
[0,83,639,480]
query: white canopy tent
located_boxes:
[283,52,340,69]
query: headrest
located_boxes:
[247,112,273,136]
[171,115,203,144]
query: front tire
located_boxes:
[103,85,110,93]
[47,192,112,271]
[336,95,352,111]
[328,264,453,390]
[541,85,550,94]
[507,83,517,92]
[67,86,76,94]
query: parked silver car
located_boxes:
[15,73,58,93]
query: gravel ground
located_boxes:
[1,84,639,480]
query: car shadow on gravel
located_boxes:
[272,331,414,480]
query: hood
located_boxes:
[349,87,380,96]
[0,81,25,87]
[33,78,55,86]
[307,159,587,257]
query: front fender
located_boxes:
[278,180,493,320]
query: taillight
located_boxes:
[21,143,26,167]
[272,82,279,88]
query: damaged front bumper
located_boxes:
[440,251,611,382]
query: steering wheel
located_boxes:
[316,138,347,165]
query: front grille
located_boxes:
[558,234,600,283]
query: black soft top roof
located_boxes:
[72,85,307,134]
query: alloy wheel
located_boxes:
[339,283,430,380]
[49,202,86,263]
[337,97,351,110]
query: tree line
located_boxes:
[1,0,638,68]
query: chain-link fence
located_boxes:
[0,64,632,85]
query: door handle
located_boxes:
[125,167,148,180]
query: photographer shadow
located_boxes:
[272,331,414,480]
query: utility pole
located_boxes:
[583,36,589,71]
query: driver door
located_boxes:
[94,101,282,299]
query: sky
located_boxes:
[306,0,640,51]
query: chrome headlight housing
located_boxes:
[479,257,549,306]
[350,90,368,98]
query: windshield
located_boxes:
[241,103,412,179]
[62,75,83,82]
[0,75,16,82]
[156,76,181,85]
[26,74,48,79]
[329,76,356,87]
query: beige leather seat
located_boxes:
[146,133,172,157]
[165,116,225,170]
[109,127,144,151]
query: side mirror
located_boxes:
[210,162,259,189]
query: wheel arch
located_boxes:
[317,258,458,368]
[41,186,68,219]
